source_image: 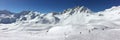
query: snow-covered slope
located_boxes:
[0,6,120,40]
[61,6,92,25]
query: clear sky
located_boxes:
[0,0,120,13]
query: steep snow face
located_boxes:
[18,11,41,21]
[61,6,92,25]
[39,12,60,24]
[61,6,91,19]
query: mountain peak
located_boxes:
[74,6,92,13]
[62,6,92,15]
[0,10,13,15]
[105,6,120,11]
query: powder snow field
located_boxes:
[0,24,120,40]
[0,6,120,40]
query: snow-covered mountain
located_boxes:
[0,6,120,40]
[0,6,92,24]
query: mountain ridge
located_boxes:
[0,6,120,24]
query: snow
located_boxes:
[0,6,120,40]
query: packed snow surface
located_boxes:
[0,6,120,40]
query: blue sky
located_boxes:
[0,0,120,13]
